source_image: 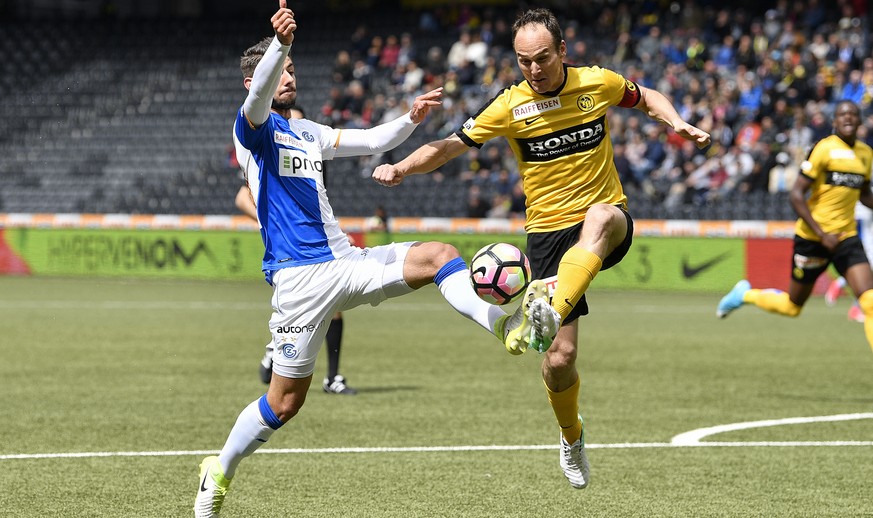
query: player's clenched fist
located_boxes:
[372,164,404,187]
[272,0,296,46]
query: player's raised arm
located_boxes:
[371,134,469,187]
[242,2,296,128]
[332,88,444,158]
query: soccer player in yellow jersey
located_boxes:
[373,8,710,489]
[717,100,873,352]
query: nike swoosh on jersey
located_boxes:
[524,116,542,125]
[681,252,731,279]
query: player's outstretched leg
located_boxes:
[559,414,590,489]
[194,456,232,518]
[498,280,549,355]
[716,279,751,318]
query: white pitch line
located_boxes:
[671,413,873,446]
[0,301,266,311]
[2,439,872,461]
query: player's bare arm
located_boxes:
[860,181,873,210]
[372,135,468,187]
[235,186,258,221]
[636,86,711,149]
[790,174,841,250]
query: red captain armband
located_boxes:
[618,80,641,108]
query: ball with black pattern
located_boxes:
[469,242,531,305]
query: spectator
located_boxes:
[350,59,372,90]
[379,34,401,70]
[465,29,488,68]
[424,46,447,79]
[349,24,370,59]
[365,35,383,69]
[332,50,353,84]
[400,61,425,93]
[447,30,471,70]
[466,185,490,218]
[508,180,526,218]
[840,69,866,106]
[767,151,799,193]
[808,32,831,62]
[397,32,417,68]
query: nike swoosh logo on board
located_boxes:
[681,252,731,278]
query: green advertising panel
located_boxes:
[386,233,745,293]
[3,228,746,291]
[4,228,265,280]
[594,237,744,292]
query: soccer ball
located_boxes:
[469,242,531,305]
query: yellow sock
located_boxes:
[743,288,801,317]
[858,290,873,354]
[545,376,582,444]
[552,247,602,321]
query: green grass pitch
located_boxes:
[0,276,871,517]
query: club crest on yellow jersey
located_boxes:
[576,94,595,112]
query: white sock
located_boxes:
[217,398,277,479]
[437,269,507,336]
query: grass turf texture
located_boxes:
[0,276,871,517]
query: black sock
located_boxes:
[325,316,344,380]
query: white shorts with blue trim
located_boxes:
[268,242,415,378]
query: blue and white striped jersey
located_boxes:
[233,107,354,278]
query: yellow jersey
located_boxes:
[456,64,640,232]
[796,134,873,241]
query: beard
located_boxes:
[272,97,296,111]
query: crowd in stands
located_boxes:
[307,0,872,220]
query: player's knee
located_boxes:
[581,204,625,240]
[583,204,616,226]
[545,337,577,369]
[423,241,461,269]
[858,289,873,317]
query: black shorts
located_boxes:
[791,235,869,285]
[526,208,634,323]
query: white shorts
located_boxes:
[268,242,415,378]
